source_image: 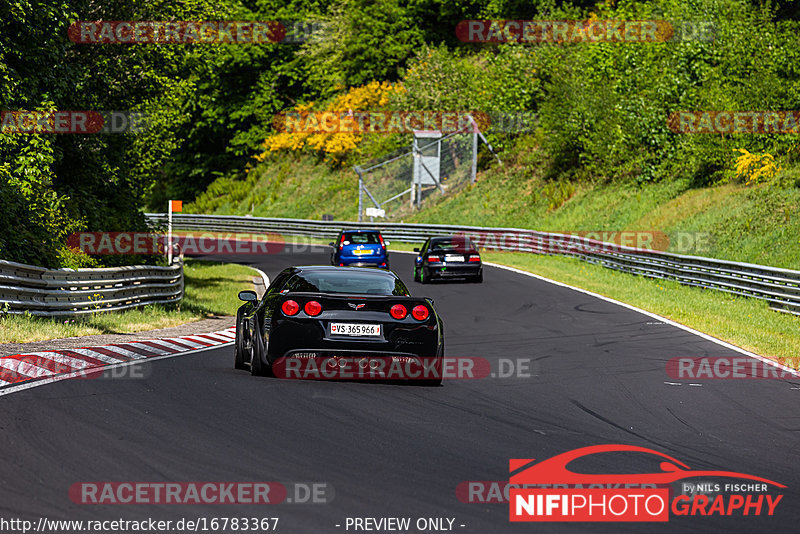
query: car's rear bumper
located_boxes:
[265,319,441,363]
[428,264,481,278]
[341,261,389,268]
[338,250,387,265]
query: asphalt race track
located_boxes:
[1,246,798,533]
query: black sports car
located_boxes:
[413,236,483,283]
[234,266,444,385]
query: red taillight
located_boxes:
[378,234,385,247]
[304,300,322,316]
[468,254,481,262]
[281,300,300,316]
[411,305,429,321]
[390,304,407,319]
[339,241,344,250]
[427,255,441,263]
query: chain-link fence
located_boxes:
[353,122,497,221]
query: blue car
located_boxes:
[330,230,389,269]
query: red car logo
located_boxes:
[510,444,785,487]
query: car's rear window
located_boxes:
[343,232,381,245]
[288,271,409,296]
[430,237,475,253]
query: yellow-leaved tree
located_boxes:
[733,149,781,186]
[257,81,404,165]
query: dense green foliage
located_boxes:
[398,0,800,186]
[3,0,800,267]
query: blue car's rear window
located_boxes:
[343,233,381,245]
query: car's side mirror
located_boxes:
[413,248,420,252]
[328,242,335,247]
[238,290,258,302]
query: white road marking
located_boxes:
[161,337,206,349]
[64,348,126,364]
[18,352,92,369]
[253,266,270,295]
[198,332,235,342]
[481,259,800,379]
[183,335,222,345]
[0,344,225,397]
[206,330,236,339]
[0,358,50,378]
[143,339,191,352]
[126,342,171,356]
[100,345,147,360]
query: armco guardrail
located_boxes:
[0,259,183,316]
[146,213,800,316]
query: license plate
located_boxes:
[330,323,381,336]
[445,254,464,262]
[354,249,373,256]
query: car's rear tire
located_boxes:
[234,312,246,370]
[413,267,420,282]
[250,330,271,377]
[420,269,430,284]
[472,272,483,283]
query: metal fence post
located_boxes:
[167,201,173,264]
[471,129,478,184]
[354,166,363,222]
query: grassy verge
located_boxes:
[0,260,256,344]
[186,155,359,221]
